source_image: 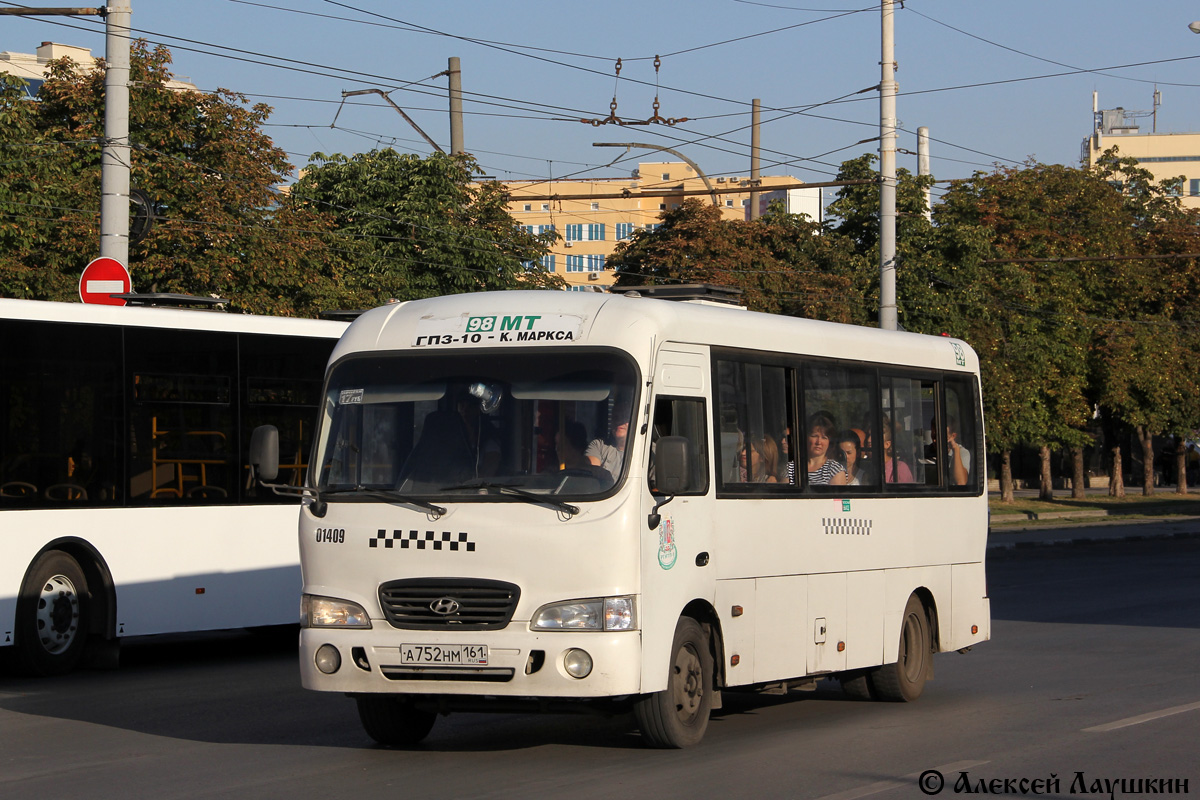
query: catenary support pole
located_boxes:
[750,98,761,220]
[100,0,132,266]
[449,57,464,155]
[918,126,931,222]
[878,0,898,330]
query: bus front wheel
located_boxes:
[634,617,713,748]
[871,594,932,702]
[16,551,90,677]
[355,695,437,747]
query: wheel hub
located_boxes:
[36,575,79,654]
[673,644,703,719]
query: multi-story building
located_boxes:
[504,161,820,290]
[1,40,196,94]
[1082,93,1200,210]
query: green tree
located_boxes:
[291,149,563,304]
[0,42,344,316]
[1088,148,1200,495]
[609,198,863,323]
[934,161,1122,500]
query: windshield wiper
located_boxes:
[322,487,447,517]
[441,481,579,517]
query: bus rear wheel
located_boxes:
[16,551,90,677]
[355,695,437,747]
[634,617,713,748]
[871,594,932,702]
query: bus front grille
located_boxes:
[378,578,520,630]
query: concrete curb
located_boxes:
[986,515,1200,552]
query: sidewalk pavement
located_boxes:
[987,514,1200,551]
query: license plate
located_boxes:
[400,643,488,666]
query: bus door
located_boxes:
[639,345,714,690]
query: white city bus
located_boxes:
[267,286,989,748]
[0,297,348,676]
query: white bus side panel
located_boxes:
[1,505,303,645]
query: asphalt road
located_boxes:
[1,533,1197,800]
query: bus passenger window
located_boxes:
[944,378,979,490]
[803,364,877,490]
[715,361,791,489]
[880,377,935,486]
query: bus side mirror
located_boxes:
[654,436,690,496]
[249,425,280,483]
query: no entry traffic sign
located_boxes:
[79,257,132,306]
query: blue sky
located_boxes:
[7,0,1200,201]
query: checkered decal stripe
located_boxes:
[823,518,872,536]
[369,530,476,551]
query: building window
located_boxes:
[590,202,600,211]
[538,224,556,236]
[523,203,532,212]
[541,255,556,272]
[661,173,670,181]
[587,254,606,271]
[541,203,550,211]
[1191,179,1200,197]
[566,254,585,272]
[519,225,534,235]
[645,223,661,233]
[725,199,734,208]
[566,223,605,242]
[659,203,666,210]
[616,223,636,240]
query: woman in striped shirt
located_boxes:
[806,413,847,486]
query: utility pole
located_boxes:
[918,126,931,223]
[102,0,132,267]
[750,99,761,220]
[448,57,464,155]
[1,4,130,267]
[879,0,898,331]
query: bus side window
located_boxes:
[802,363,876,490]
[880,376,933,487]
[715,360,790,488]
[649,397,709,495]
[944,377,978,491]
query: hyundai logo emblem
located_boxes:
[430,597,460,615]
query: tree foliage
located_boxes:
[609,198,864,323]
[290,149,563,303]
[0,42,343,316]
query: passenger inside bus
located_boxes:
[881,415,915,484]
[806,413,847,486]
[736,434,779,483]
[930,416,970,486]
[557,420,613,488]
[836,429,872,486]
[586,399,631,481]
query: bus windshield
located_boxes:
[314,350,638,500]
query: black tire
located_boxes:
[634,617,713,748]
[355,695,437,747]
[16,551,90,677]
[871,594,932,702]
[840,670,875,700]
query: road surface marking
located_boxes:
[1084,700,1200,732]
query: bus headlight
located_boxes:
[302,594,372,629]
[531,596,637,631]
